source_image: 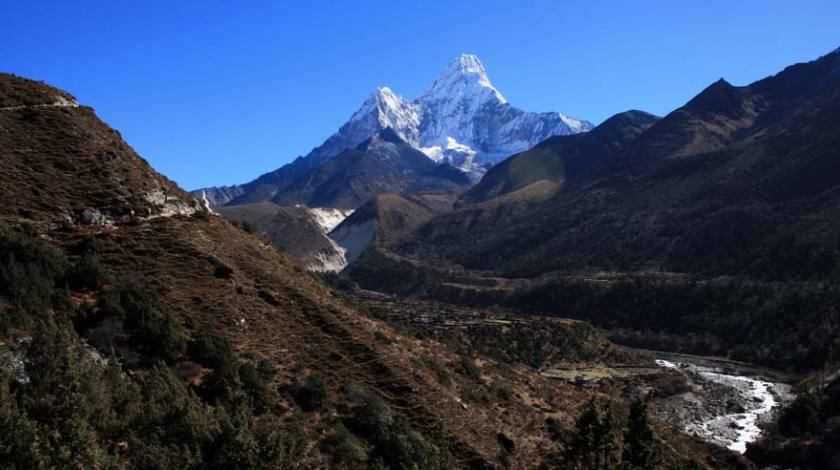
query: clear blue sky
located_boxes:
[3,1,839,190]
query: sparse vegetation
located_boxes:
[373,330,391,344]
[455,356,481,381]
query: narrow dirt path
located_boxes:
[0,98,79,111]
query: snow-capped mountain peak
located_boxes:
[345,54,594,175]
[346,86,421,147]
[197,53,594,205]
[444,54,495,88]
[421,54,507,105]
[354,87,415,124]
[455,53,486,74]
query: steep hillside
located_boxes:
[331,193,456,264]
[0,75,201,224]
[459,110,658,205]
[0,73,746,468]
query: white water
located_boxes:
[656,359,789,453]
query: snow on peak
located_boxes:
[355,86,408,119]
[451,54,488,77]
[373,85,398,102]
[347,86,421,146]
[303,54,592,179]
[422,53,507,104]
[558,113,590,133]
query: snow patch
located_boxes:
[330,218,378,264]
[420,137,481,174]
[308,236,349,272]
[305,207,355,233]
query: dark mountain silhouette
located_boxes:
[459,110,658,205]
[271,128,470,209]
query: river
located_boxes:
[654,357,793,453]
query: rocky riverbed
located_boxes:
[653,358,793,453]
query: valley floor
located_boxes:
[348,288,797,459]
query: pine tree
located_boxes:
[599,402,621,469]
[0,364,42,469]
[622,397,660,470]
[566,397,621,469]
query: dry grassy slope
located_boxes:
[330,193,461,268]
[0,72,750,468]
[82,216,607,466]
[0,74,198,226]
[346,193,455,247]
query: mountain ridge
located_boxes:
[270,127,470,209]
[196,54,593,206]
[395,47,840,278]
[345,47,840,378]
[458,109,659,205]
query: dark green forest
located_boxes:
[506,276,840,373]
